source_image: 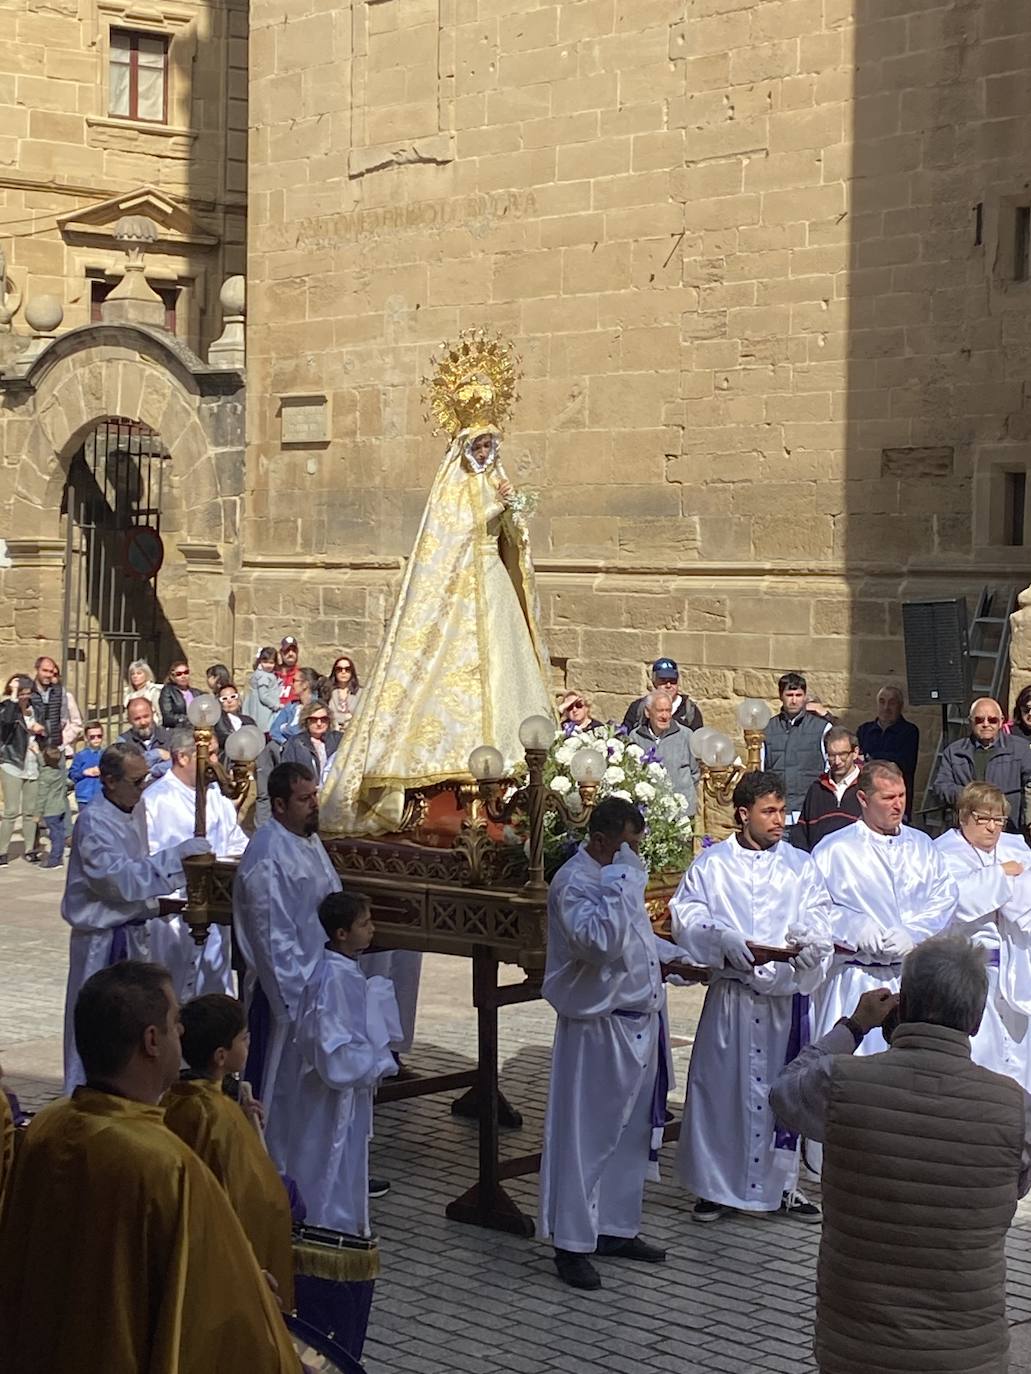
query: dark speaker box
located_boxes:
[901,598,970,705]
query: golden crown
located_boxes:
[423,329,521,438]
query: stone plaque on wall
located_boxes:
[280,394,329,447]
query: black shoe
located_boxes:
[368,1177,390,1199]
[692,1198,731,1224]
[0,855,8,867]
[22,851,42,864]
[780,1189,821,1222]
[554,1249,602,1290]
[596,1234,667,1263]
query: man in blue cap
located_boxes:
[622,657,704,734]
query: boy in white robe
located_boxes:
[538,797,684,1292]
[144,729,249,1001]
[935,781,1031,1090]
[279,891,400,1236]
[61,742,211,1093]
[233,761,341,1165]
[670,770,834,1222]
[812,760,958,1052]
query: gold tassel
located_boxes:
[293,1241,380,1284]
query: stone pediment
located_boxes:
[55,187,218,249]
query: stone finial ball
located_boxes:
[219,275,245,316]
[25,295,64,333]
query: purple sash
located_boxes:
[107,919,147,966]
[774,993,810,1151]
[244,983,271,1095]
[613,1009,668,1163]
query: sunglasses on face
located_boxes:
[308,715,330,725]
[974,715,1001,725]
[567,699,586,710]
[172,670,189,678]
[220,693,239,702]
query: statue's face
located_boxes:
[470,434,494,462]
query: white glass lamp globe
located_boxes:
[699,731,735,768]
[225,724,265,763]
[711,733,738,768]
[691,725,715,755]
[468,745,504,781]
[519,714,556,751]
[736,698,773,730]
[569,748,606,785]
[187,693,223,729]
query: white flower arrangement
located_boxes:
[506,487,540,516]
[538,722,695,878]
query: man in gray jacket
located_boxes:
[934,697,1031,832]
[628,692,699,815]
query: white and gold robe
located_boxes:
[320,428,554,836]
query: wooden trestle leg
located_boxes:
[444,945,537,1237]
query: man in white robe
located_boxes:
[670,769,834,1222]
[233,760,340,1165]
[280,891,400,1237]
[812,760,958,1053]
[143,729,249,1002]
[935,780,1031,1089]
[538,798,682,1291]
[61,742,211,1093]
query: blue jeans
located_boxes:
[42,813,66,867]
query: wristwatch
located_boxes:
[838,1015,868,1048]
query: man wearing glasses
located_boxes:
[60,741,211,1094]
[935,781,1031,1088]
[934,697,1031,833]
[795,726,862,852]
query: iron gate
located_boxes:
[61,418,171,731]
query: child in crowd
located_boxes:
[68,723,104,809]
[242,647,282,736]
[37,746,68,869]
[163,994,295,1306]
[280,892,400,1237]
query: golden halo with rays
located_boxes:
[422,328,521,439]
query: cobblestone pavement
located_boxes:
[5,854,1031,1372]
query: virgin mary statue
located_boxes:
[320,331,555,836]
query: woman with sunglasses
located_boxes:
[282,702,342,784]
[1008,685,1031,742]
[213,683,257,757]
[934,781,1031,1090]
[159,661,194,730]
[325,655,362,731]
[557,691,603,735]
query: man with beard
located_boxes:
[232,761,340,1164]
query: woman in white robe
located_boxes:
[669,829,833,1216]
[935,781,1031,1091]
[280,951,400,1236]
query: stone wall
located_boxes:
[244,0,1031,770]
[0,0,247,353]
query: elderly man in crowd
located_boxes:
[143,728,248,1001]
[795,727,862,852]
[762,671,831,830]
[811,760,958,1051]
[622,657,703,734]
[118,695,172,777]
[0,961,299,1372]
[857,683,920,816]
[935,781,1031,1089]
[233,760,340,1164]
[934,697,1031,832]
[60,742,211,1093]
[628,690,699,815]
[771,935,1031,1374]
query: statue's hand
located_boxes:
[497,479,515,502]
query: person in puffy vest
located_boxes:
[771,934,1031,1374]
[762,671,831,827]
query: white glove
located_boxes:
[719,928,755,972]
[792,941,826,972]
[615,841,647,875]
[176,837,212,861]
[880,927,914,962]
[853,918,886,959]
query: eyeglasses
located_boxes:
[970,813,1007,827]
[220,693,239,702]
[974,715,1001,725]
[172,669,189,678]
[826,750,855,762]
[308,715,330,726]
[567,699,585,710]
